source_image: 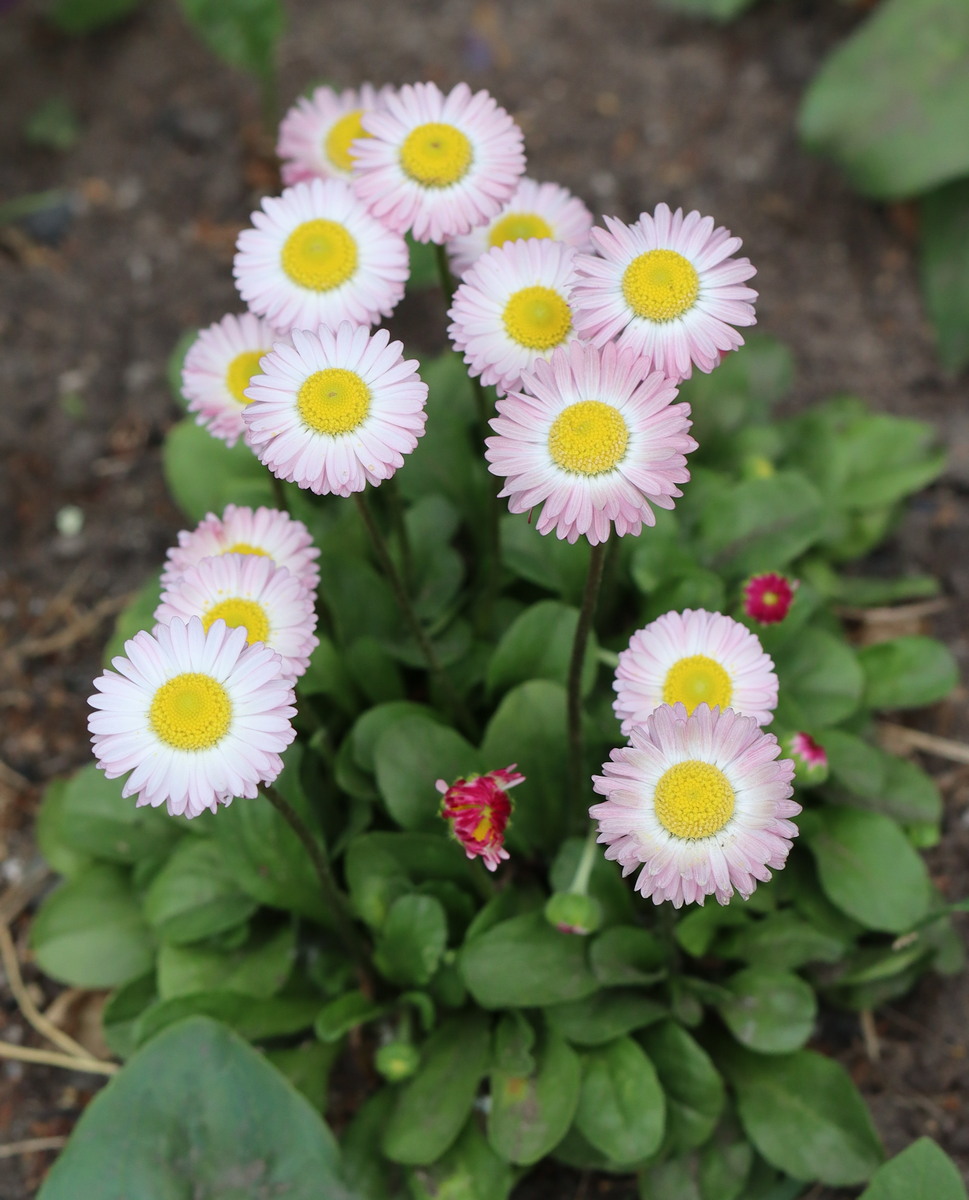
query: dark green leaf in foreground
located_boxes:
[574,1036,666,1165]
[921,176,969,373]
[725,1045,883,1185]
[799,0,969,199]
[176,0,284,80]
[488,1026,581,1165]
[858,1136,968,1200]
[858,636,959,710]
[716,967,817,1054]
[37,1017,354,1200]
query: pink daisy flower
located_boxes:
[181,312,278,448]
[572,203,758,382]
[448,238,580,397]
[743,572,797,625]
[614,608,778,735]
[155,555,318,680]
[437,764,524,871]
[233,178,409,335]
[161,504,320,595]
[88,617,296,819]
[276,83,392,186]
[446,176,594,277]
[351,81,526,244]
[243,323,428,497]
[591,703,799,908]
[485,340,697,546]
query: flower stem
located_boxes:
[434,240,456,306]
[268,468,290,514]
[353,491,477,740]
[568,824,600,896]
[567,540,607,821]
[261,782,374,994]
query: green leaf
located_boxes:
[589,926,670,987]
[156,921,295,999]
[102,572,163,664]
[345,831,474,930]
[858,636,959,710]
[315,991,387,1043]
[825,730,942,823]
[921,176,969,373]
[408,1118,513,1200]
[698,1119,755,1200]
[488,1026,581,1165]
[135,988,322,1046]
[37,1017,352,1200]
[724,1046,884,1185]
[574,1036,666,1164]
[382,1014,491,1165]
[144,837,259,945]
[459,911,598,1008]
[716,910,846,970]
[486,600,598,696]
[31,865,154,988]
[101,972,157,1060]
[545,989,667,1047]
[162,417,272,522]
[36,778,91,879]
[716,967,817,1054]
[772,627,863,729]
[501,512,591,602]
[52,763,181,865]
[266,1039,341,1113]
[859,1136,968,1200]
[809,807,934,932]
[374,894,448,986]
[176,0,284,80]
[640,1021,725,1153]
[350,701,444,774]
[167,327,198,409]
[677,333,794,441]
[46,0,142,35]
[798,0,969,199]
[374,716,481,831]
[698,472,825,575]
[480,680,568,853]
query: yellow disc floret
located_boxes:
[222,542,270,558]
[324,109,368,173]
[502,286,572,350]
[663,654,733,714]
[548,400,629,475]
[399,122,473,188]
[297,368,371,436]
[622,249,700,322]
[654,759,735,839]
[225,351,266,405]
[281,219,358,291]
[202,598,270,645]
[149,672,232,751]
[488,212,554,249]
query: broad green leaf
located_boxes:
[266,1039,341,1113]
[640,1021,724,1154]
[724,1046,884,1185]
[315,991,387,1043]
[37,1017,352,1200]
[825,731,942,823]
[156,921,295,999]
[176,0,284,80]
[698,1119,755,1200]
[36,778,91,879]
[135,988,321,1046]
[698,471,824,576]
[500,512,591,602]
[545,989,666,1047]
[809,807,934,932]
[52,763,181,865]
[798,0,969,199]
[374,894,448,986]
[677,333,794,442]
[574,1036,666,1164]
[675,904,750,957]
[858,636,959,710]
[459,911,598,1008]
[32,865,154,988]
[637,1155,702,1200]
[772,627,863,728]
[493,1011,536,1076]
[716,967,817,1054]
[486,600,599,696]
[374,716,481,830]
[382,1014,490,1165]
[102,972,157,1060]
[345,831,474,930]
[921,176,969,373]
[162,416,272,522]
[589,926,670,987]
[859,1136,968,1200]
[409,1118,513,1200]
[350,701,444,774]
[488,1026,581,1165]
[144,837,259,945]
[880,755,943,825]
[102,572,163,664]
[47,0,142,35]
[715,910,846,970]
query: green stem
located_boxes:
[383,475,413,588]
[261,783,373,993]
[353,491,477,739]
[568,825,600,896]
[434,240,457,306]
[567,541,607,820]
[268,469,290,515]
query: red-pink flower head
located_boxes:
[743,572,797,625]
[436,765,524,871]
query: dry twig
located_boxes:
[0,1135,69,1160]
[879,722,969,767]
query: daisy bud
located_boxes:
[783,732,829,788]
[436,765,524,872]
[375,1041,420,1082]
[544,892,603,936]
[743,572,797,626]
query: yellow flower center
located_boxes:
[222,542,270,558]
[662,654,733,715]
[202,598,270,645]
[297,367,371,436]
[488,212,554,249]
[502,285,572,351]
[622,249,699,322]
[324,109,368,173]
[654,759,735,839]
[548,400,629,476]
[472,812,495,842]
[225,350,266,406]
[281,219,358,291]
[149,673,232,752]
[399,122,473,188]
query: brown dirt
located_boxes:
[1,0,967,1195]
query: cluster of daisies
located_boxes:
[89,506,320,818]
[183,78,755,542]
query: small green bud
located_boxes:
[544,892,603,936]
[375,1041,420,1083]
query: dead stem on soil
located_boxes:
[8,590,134,661]
[879,723,969,767]
[0,1135,69,1160]
[860,1009,881,1062]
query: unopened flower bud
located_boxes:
[544,892,604,936]
[783,731,829,787]
[375,1041,420,1082]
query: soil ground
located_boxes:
[1,0,967,1196]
